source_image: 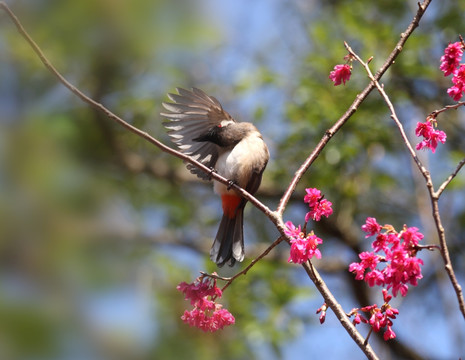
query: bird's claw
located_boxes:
[227,180,236,190]
[207,167,216,180]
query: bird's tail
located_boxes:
[210,206,244,267]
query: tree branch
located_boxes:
[0,1,436,358]
[428,101,465,119]
[346,43,465,318]
[0,1,273,221]
[276,0,432,216]
[301,261,379,359]
[435,157,465,197]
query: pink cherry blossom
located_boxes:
[305,198,333,222]
[440,42,463,76]
[400,226,424,248]
[349,295,399,342]
[415,120,446,153]
[447,64,465,100]
[369,308,385,332]
[286,188,331,265]
[181,306,235,332]
[365,269,385,287]
[382,289,392,303]
[383,325,396,341]
[447,85,463,101]
[288,231,323,264]
[349,221,425,297]
[361,217,382,237]
[415,121,433,138]
[284,221,303,240]
[177,277,235,332]
[177,279,222,309]
[372,233,387,252]
[348,262,365,280]
[359,251,380,270]
[440,41,465,100]
[329,64,352,86]
[304,188,322,207]
[304,188,333,222]
[352,312,362,325]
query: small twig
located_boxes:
[435,157,465,197]
[219,236,286,292]
[276,0,432,216]
[199,236,286,293]
[199,271,230,281]
[0,2,434,358]
[428,101,465,119]
[415,244,441,252]
[0,1,273,222]
[346,44,465,319]
[345,42,426,174]
[364,328,374,346]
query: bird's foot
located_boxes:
[227,180,236,190]
[207,167,217,181]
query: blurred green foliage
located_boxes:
[1,0,465,359]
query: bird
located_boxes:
[161,87,269,266]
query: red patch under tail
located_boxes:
[221,194,242,218]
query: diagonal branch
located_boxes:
[346,44,465,319]
[0,1,434,358]
[276,0,432,216]
[301,261,379,359]
[0,1,273,220]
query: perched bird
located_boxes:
[161,88,269,266]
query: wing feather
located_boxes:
[161,87,235,179]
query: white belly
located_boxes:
[213,133,268,195]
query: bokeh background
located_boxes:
[1,0,465,359]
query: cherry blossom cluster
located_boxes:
[349,217,424,297]
[177,276,235,332]
[347,219,426,340]
[285,221,323,264]
[304,188,333,222]
[440,41,465,100]
[412,42,465,153]
[348,289,399,341]
[285,188,332,264]
[415,118,447,153]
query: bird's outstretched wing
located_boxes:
[161,88,235,180]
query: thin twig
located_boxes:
[0,2,434,358]
[345,43,428,177]
[346,44,465,318]
[0,1,273,221]
[276,0,432,216]
[428,101,465,119]
[278,4,433,353]
[435,157,465,197]
[415,244,441,252]
[201,235,286,291]
[364,328,374,346]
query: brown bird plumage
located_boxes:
[161,88,269,266]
